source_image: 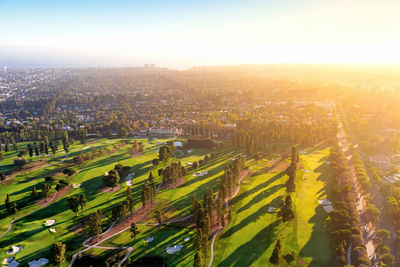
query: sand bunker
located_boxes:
[83,147,90,150]
[28,258,49,267]
[7,246,23,255]
[193,171,208,177]
[323,205,334,213]
[325,161,331,164]
[44,219,55,226]
[125,172,135,186]
[299,151,307,154]
[50,228,56,233]
[104,171,109,175]
[174,141,182,147]
[268,207,276,213]
[8,260,19,267]
[187,149,193,153]
[145,237,154,242]
[72,184,81,189]
[187,162,193,165]
[2,257,13,265]
[166,245,183,254]
[318,198,332,206]
[184,237,191,242]
[303,169,311,173]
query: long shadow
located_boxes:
[237,184,284,214]
[221,195,283,239]
[229,171,286,207]
[299,205,335,267]
[217,220,281,267]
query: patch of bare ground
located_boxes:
[266,158,289,173]
[100,184,121,193]
[162,178,184,189]
[130,152,142,157]
[88,205,153,245]
[7,160,47,179]
[37,184,71,207]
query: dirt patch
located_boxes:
[266,159,289,173]
[88,205,153,245]
[162,178,184,189]
[130,152,142,157]
[71,223,83,235]
[100,184,121,193]
[7,160,47,179]
[37,184,71,207]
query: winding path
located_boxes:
[207,169,250,267]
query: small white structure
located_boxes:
[187,149,193,153]
[145,237,154,242]
[28,258,49,267]
[44,219,55,226]
[184,237,191,242]
[7,246,23,255]
[166,245,183,254]
[303,169,311,173]
[50,228,56,233]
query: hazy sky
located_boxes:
[1,0,400,68]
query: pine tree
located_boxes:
[130,222,139,241]
[5,193,10,210]
[193,251,202,267]
[269,239,281,265]
[32,186,38,197]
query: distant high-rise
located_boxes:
[3,65,6,72]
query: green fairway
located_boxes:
[213,147,334,267]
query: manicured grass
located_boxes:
[213,147,334,267]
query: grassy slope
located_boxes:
[213,147,334,267]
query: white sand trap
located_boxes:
[202,171,208,175]
[7,246,23,255]
[8,260,19,267]
[184,237,191,242]
[268,207,276,213]
[83,147,90,150]
[174,141,182,147]
[72,184,81,189]
[187,162,193,165]
[299,151,307,155]
[50,228,56,233]
[243,154,247,157]
[193,173,202,177]
[303,169,311,173]
[44,219,55,226]
[323,205,334,213]
[145,237,154,242]
[28,258,49,267]
[2,257,13,265]
[156,149,159,152]
[325,161,331,164]
[125,172,135,186]
[318,198,332,206]
[104,172,109,175]
[187,149,193,153]
[166,245,183,254]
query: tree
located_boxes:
[366,204,380,223]
[374,229,391,246]
[67,196,80,216]
[269,239,281,265]
[89,210,102,237]
[32,186,38,197]
[130,222,139,241]
[51,242,66,266]
[5,194,10,210]
[102,169,120,190]
[63,168,75,176]
[126,187,133,214]
[0,173,5,183]
[79,194,87,215]
[0,152,4,162]
[193,251,202,267]
[381,253,395,267]
[159,145,172,164]
[154,209,167,227]
[42,183,51,199]
[152,158,159,167]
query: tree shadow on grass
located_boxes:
[229,171,286,207]
[221,196,283,239]
[237,184,284,214]
[299,205,335,267]
[217,220,281,267]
